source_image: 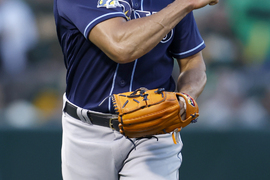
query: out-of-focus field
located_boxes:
[0,129,269,180]
[0,0,269,179]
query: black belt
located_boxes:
[64,101,119,131]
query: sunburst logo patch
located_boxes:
[97,0,121,8]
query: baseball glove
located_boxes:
[112,88,199,139]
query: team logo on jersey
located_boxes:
[119,0,131,20]
[161,29,173,43]
[97,0,173,43]
[97,0,121,8]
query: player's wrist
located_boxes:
[173,0,194,13]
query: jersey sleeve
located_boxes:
[56,0,126,39]
[169,12,205,59]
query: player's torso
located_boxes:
[54,0,183,112]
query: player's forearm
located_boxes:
[114,3,193,62]
[89,1,193,63]
[177,70,207,100]
[177,53,207,100]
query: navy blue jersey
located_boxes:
[54,0,205,113]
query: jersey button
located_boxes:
[134,3,139,8]
[120,80,126,87]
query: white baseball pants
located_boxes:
[61,96,183,180]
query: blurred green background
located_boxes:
[0,0,269,179]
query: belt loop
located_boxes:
[76,107,85,122]
[77,107,92,125]
[62,94,67,112]
[82,109,92,125]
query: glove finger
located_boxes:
[121,110,181,137]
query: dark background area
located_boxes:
[0,0,270,179]
[0,129,269,180]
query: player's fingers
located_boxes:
[209,0,219,6]
[181,112,186,120]
[178,100,186,118]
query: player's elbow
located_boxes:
[106,29,144,63]
[107,44,138,64]
[202,71,207,87]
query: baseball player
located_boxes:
[54,0,218,179]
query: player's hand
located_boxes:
[208,0,219,6]
[178,96,186,120]
[189,0,219,10]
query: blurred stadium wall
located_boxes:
[0,0,269,179]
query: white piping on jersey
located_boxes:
[83,12,125,38]
[108,63,119,112]
[129,1,142,92]
[141,0,144,11]
[129,59,138,91]
[172,41,205,56]
[107,2,141,111]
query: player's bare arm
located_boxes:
[176,51,206,118]
[177,51,207,100]
[89,0,218,64]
